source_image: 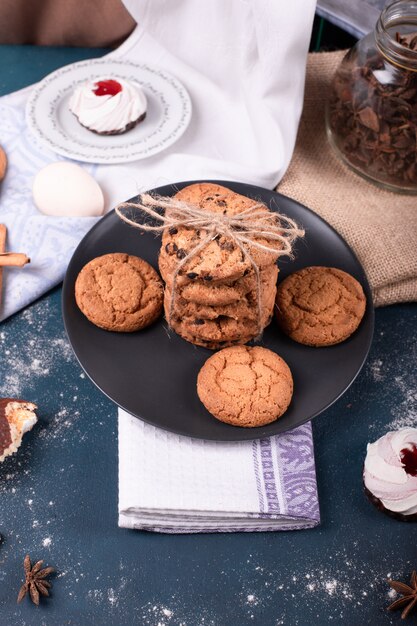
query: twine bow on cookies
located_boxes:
[115,193,304,336]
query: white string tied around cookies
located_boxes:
[115,193,304,336]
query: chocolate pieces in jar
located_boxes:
[326,0,417,194]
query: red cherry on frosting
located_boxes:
[400,444,417,476]
[93,80,122,96]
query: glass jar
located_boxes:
[326,0,417,194]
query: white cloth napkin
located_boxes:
[0,0,319,532]
[119,410,320,532]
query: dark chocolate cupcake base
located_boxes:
[73,111,146,136]
[364,483,417,522]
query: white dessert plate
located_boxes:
[26,58,192,164]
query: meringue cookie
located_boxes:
[33,162,104,218]
[364,428,417,517]
[69,77,147,135]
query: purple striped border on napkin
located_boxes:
[252,422,320,527]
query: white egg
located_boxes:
[33,162,104,217]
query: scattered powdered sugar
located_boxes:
[37,406,82,442]
[87,589,104,604]
[236,549,408,624]
[134,601,218,626]
[0,302,77,399]
[386,375,417,431]
[88,589,104,603]
[107,587,119,608]
[367,323,417,435]
[324,579,338,596]
[369,358,384,383]
[88,578,128,610]
[42,537,52,548]
[295,568,354,602]
[387,588,397,600]
[86,593,180,625]
[0,298,109,453]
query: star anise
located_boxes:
[395,31,417,52]
[17,554,55,605]
[388,571,417,619]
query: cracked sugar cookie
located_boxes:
[197,346,293,427]
[275,266,366,347]
[0,399,38,462]
[75,253,163,332]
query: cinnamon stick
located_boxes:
[0,146,6,181]
[0,224,6,310]
[0,252,30,267]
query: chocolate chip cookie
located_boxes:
[75,253,163,332]
[169,313,262,343]
[168,295,276,349]
[165,267,277,322]
[165,264,278,307]
[275,266,366,346]
[197,346,293,427]
[158,183,279,284]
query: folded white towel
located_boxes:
[118,410,320,532]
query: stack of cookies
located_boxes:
[158,183,279,349]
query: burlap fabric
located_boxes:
[278,50,417,307]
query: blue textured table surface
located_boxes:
[1,45,417,626]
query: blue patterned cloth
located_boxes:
[0,87,99,321]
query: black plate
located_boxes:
[62,180,374,441]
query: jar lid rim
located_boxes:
[375,3,417,71]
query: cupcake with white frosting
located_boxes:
[364,428,417,521]
[69,77,147,135]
